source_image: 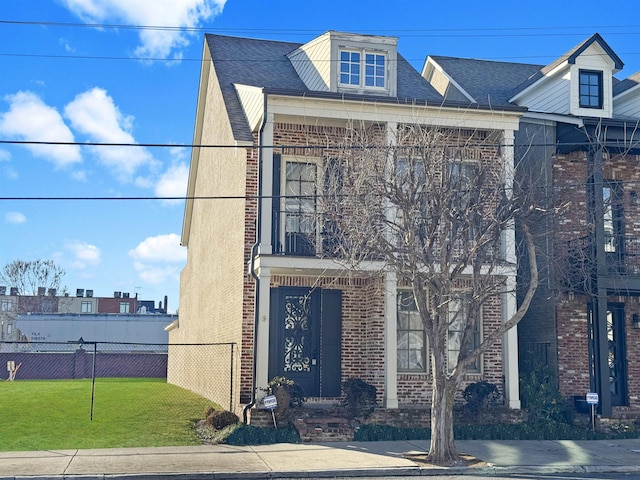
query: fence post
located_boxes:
[229,343,234,412]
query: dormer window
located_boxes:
[339,49,386,89]
[579,70,603,109]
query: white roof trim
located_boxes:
[423,56,477,104]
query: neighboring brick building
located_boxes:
[168,31,525,416]
[0,287,172,346]
[425,33,640,416]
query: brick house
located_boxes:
[424,33,640,416]
[167,31,526,417]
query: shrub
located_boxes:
[520,362,572,423]
[264,376,306,408]
[462,381,500,417]
[341,378,377,419]
[224,425,300,445]
[205,410,240,430]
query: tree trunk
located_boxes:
[428,352,462,466]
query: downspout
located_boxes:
[243,92,268,424]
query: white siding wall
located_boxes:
[235,84,265,131]
[614,90,640,118]
[569,44,615,118]
[523,72,571,114]
[288,34,331,92]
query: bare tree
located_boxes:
[318,122,539,466]
[0,259,66,296]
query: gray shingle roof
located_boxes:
[205,34,447,142]
[614,72,640,97]
[428,56,543,106]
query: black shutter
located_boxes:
[321,289,342,396]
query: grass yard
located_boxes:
[0,378,217,451]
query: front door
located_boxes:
[589,303,628,407]
[269,287,342,398]
[607,304,628,406]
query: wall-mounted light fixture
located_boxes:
[633,313,640,329]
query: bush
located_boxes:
[341,378,377,419]
[461,381,500,418]
[224,425,300,445]
[354,424,430,441]
[520,362,572,423]
[264,376,306,408]
[205,410,240,430]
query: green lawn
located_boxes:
[0,378,217,451]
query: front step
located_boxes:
[250,406,355,442]
[293,414,354,442]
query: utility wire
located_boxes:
[2,140,640,149]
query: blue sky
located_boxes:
[1,0,639,313]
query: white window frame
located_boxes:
[339,48,387,91]
[396,290,428,373]
[1,299,12,311]
[81,301,92,313]
[280,156,322,255]
[119,302,130,314]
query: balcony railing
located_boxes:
[564,234,640,288]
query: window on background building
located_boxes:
[339,49,386,89]
[579,70,603,109]
[81,301,92,313]
[447,295,481,373]
[119,302,130,313]
[397,291,427,372]
[1,299,11,311]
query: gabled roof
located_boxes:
[205,34,448,142]
[511,33,623,100]
[427,56,543,106]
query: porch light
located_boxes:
[632,313,640,329]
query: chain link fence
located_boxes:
[0,340,237,419]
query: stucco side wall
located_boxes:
[167,58,250,412]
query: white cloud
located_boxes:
[129,233,186,263]
[5,212,26,224]
[60,0,226,59]
[155,162,188,204]
[64,87,156,181]
[66,241,102,269]
[0,91,81,168]
[129,233,186,284]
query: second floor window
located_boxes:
[339,50,386,89]
[282,159,318,255]
[579,70,603,109]
[602,182,624,253]
[120,302,130,313]
[81,301,92,313]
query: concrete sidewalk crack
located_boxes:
[61,449,78,476]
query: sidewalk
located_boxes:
[2,439,640,479]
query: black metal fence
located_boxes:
[0,340,237,417]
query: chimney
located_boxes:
[38,287,46,296]
[76,288,84,297]
[164,295,168,313]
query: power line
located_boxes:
[2,19,640,35]
[2,139,640,150]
